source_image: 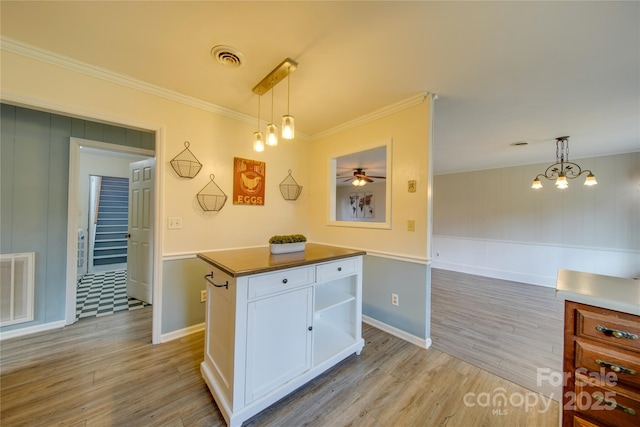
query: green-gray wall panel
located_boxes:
[45,114,72,322]
[162,258,209,334]
[1,104,16,253]
[362,255,428,339]
[0,103,155,332]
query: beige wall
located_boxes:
[1,50,311,255]
[308,100,432,259]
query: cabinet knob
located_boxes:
[308,326,313,331]
[282,278,288,284]
[337,267,342,271]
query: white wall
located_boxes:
[432,152,640,286]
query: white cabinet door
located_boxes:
[245,287,313,403]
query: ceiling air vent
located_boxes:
[211,45,244,68]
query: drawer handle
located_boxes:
[595,359,637,376]
[593,394,637,416]
[204,272,229,289]
[337,267,342,272]
[282,278,288,284]
[595,324,639,340]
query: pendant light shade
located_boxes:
[266,89,278,146]
[282,115,294,140]
[282,65,295,140]
[253,92,264,152]
[253,131,264,152]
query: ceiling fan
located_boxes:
[339,168,386,186]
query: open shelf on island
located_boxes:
[313,317,357,366]
[315,289,355,314]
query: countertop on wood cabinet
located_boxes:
[197,243,366,277]
[555,269,640,315]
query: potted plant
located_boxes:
[268,234,307,254]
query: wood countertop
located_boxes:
[197,243,366,277]
[556,269,640,315]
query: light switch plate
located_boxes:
[408,180,417,193]
[168,217,183,229]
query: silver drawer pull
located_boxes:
[595,359,637,375]
[595,324,638,340]
[593,394,637,416]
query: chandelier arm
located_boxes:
[540,163,562,180]
[562,162,589,179]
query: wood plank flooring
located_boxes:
[1,304,559,426]
[430,268,565,400]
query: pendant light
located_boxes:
[282,65,295,140]
[251,58,297,146]
[266,88,278,146]
[253,95,264,152]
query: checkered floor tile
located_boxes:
[76,270,150,320]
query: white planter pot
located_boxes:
[270,242,306,254]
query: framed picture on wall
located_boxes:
[350,192,374,218]
[233,157,265,205]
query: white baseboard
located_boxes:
[0,320,66,341]
[160,322,204,343]
[362,315,431,349]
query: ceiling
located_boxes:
[1,1,638,174]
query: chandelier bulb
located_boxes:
[584,172,597,186]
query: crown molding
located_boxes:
[2,36,429,141]
[0,36,255,125]
[310,92,431,141]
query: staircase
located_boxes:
[93,177,129,267]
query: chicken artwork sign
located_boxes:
[233,157,265,205]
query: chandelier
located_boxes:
[531,136,597,189]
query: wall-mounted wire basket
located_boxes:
[170,141,202,178]
[197,174,227,212]
[279,170,303,201]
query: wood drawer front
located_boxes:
[316,258,356,282]
[573,415,600,427]
[574,375,640,427]
[247,267,314,299]
[575,340,640,389]
[576,307,640,352]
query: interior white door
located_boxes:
[127,158,155,304]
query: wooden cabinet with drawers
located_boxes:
[563,301,640,427]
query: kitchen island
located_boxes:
[197,243,366,427]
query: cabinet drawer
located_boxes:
[316,258,356,282]
[576,340,640,389]
[576,307,640,352]
[248,267,314,299]
[573,415,600,427]
[574,374,640,427]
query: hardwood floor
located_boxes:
[0,304,559,427]
[430,268,565,400]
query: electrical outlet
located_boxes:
[168,217,183,229]
[200,289,207,303]
[407,220,415,232]
[391,293,399,306]
[408,180,417,193]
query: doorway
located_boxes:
[67,138,155,324]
